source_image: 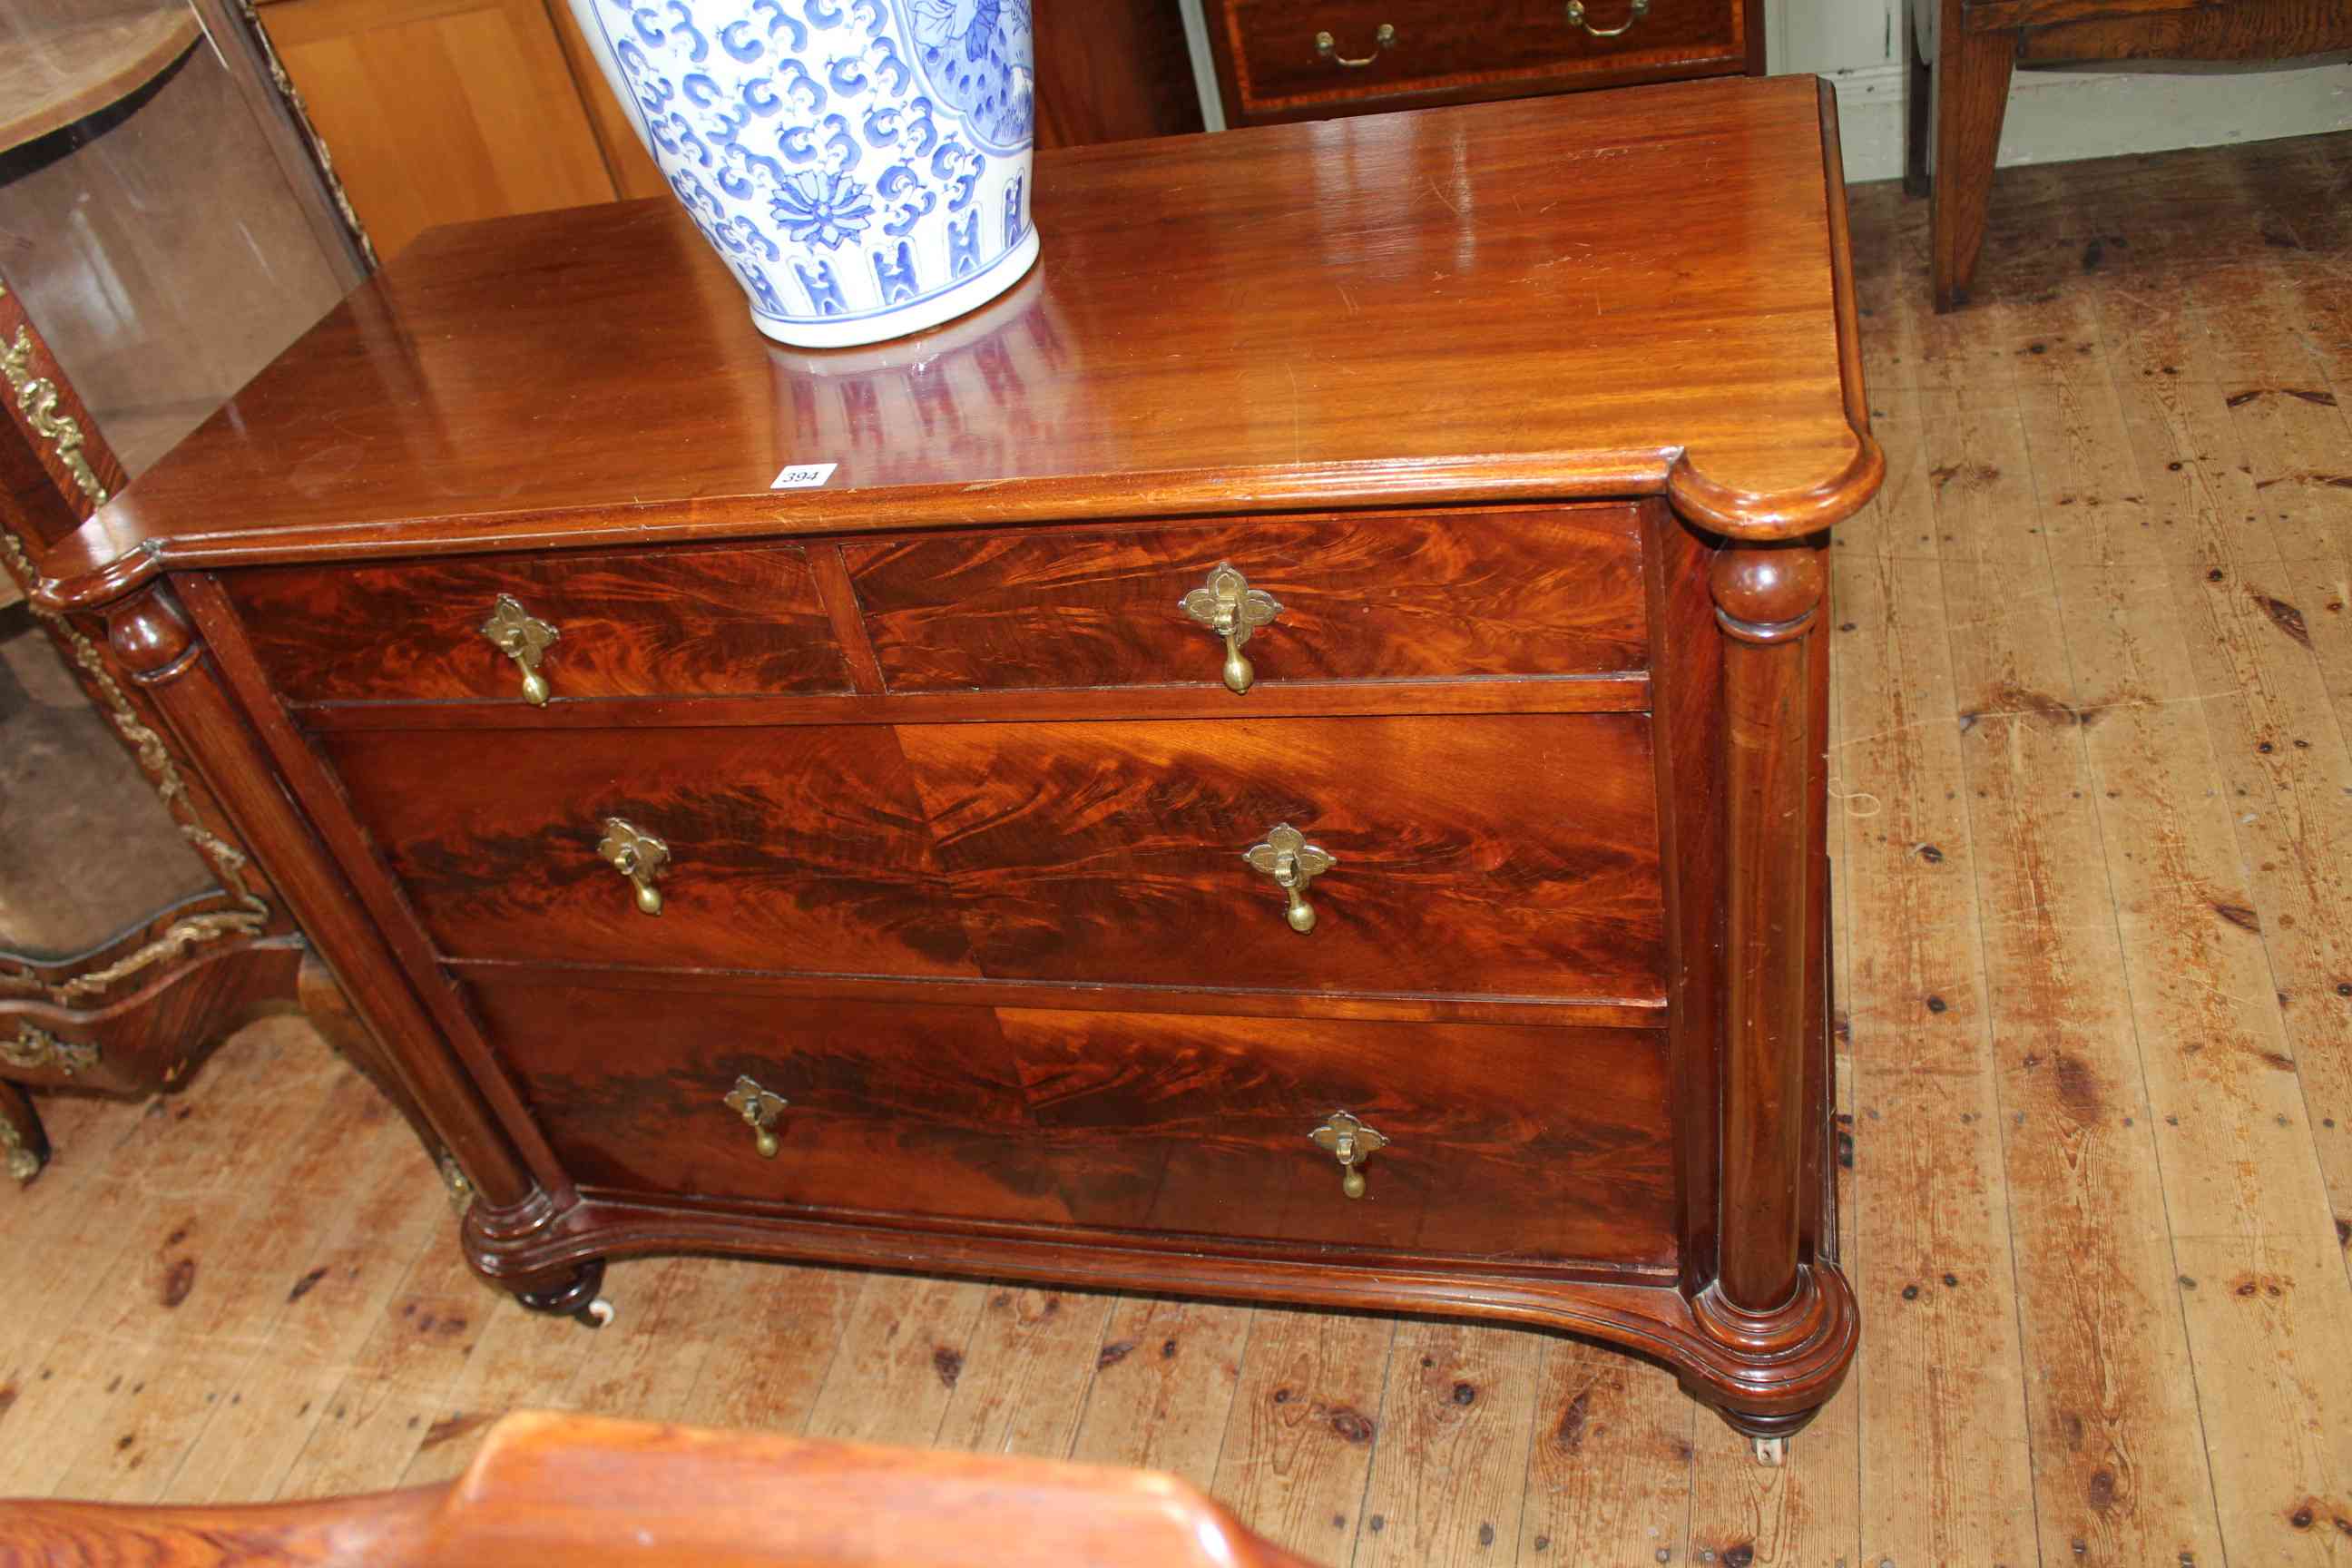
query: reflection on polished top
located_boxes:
[39,74,1876,609]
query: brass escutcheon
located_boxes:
[1308,1111,1388,1200]
[1243,822,1335,934]
[723,1074,789,1158]
[597,818,671,916]
[1180,562,1283,694]
[479,594,560,706]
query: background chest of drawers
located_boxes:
[36,77,1878,1451]
[1201,0,1766,128]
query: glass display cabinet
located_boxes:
[0,0,420,1181]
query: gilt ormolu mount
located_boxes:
[0,0,402,1179]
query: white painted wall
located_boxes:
[1174,0,2352,183]
[1772,0,2352,183]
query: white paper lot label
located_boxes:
[771,462,838,490]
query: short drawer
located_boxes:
[1219,0,1746,119]
[476,981,1678,1269]
[224,543,852,705]
[324,711,1665,1004]
[842,505,1647,695]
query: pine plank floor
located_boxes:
[6,131,2352,1566]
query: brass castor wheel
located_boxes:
[514,1257,607,1323]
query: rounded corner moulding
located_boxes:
[1662,430,1886,542]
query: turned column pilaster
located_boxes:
[1686,530,1860,1453]
[104,581,544,1217]
[1643,510,1857,1446]
[1705,540,1827,1318]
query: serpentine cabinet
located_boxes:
[34,76,1880,1451]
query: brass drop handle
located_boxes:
[598,817,671,916]
[1315,23,1396,67]
[1564,0,1648,37]
[1243,823,1335,935]
[1180,562,1283,694]
[1309,1111,1388,1200]
[724,1074,789,1158]
[479,594,560,706]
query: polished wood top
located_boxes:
[40,75,1875,609]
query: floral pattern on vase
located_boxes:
[569,0,1037,348]
[906,0,1033,151]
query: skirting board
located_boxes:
[1823,55,2352,185]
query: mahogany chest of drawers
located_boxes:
[36,76,1878,1450]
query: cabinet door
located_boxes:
[253,0,622,260]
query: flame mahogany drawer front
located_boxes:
[841,505,1649,694]
[1214,0,1749,123]
[222,543,853,705]
[318,711,1668,1004]
[471,981,1679,1270]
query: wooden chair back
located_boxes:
[0,1410,1318,1568]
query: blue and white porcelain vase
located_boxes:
[567,0,1038,348]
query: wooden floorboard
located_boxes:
[1211,1307,1394,1565]
[1063,1294,1253,1489]
[6,128,2352,1566]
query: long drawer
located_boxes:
[473,980,1679,1269]
[324,712,1666,1004]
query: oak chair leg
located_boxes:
[0,1079,45,1183]
[1929,15,2018,310]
